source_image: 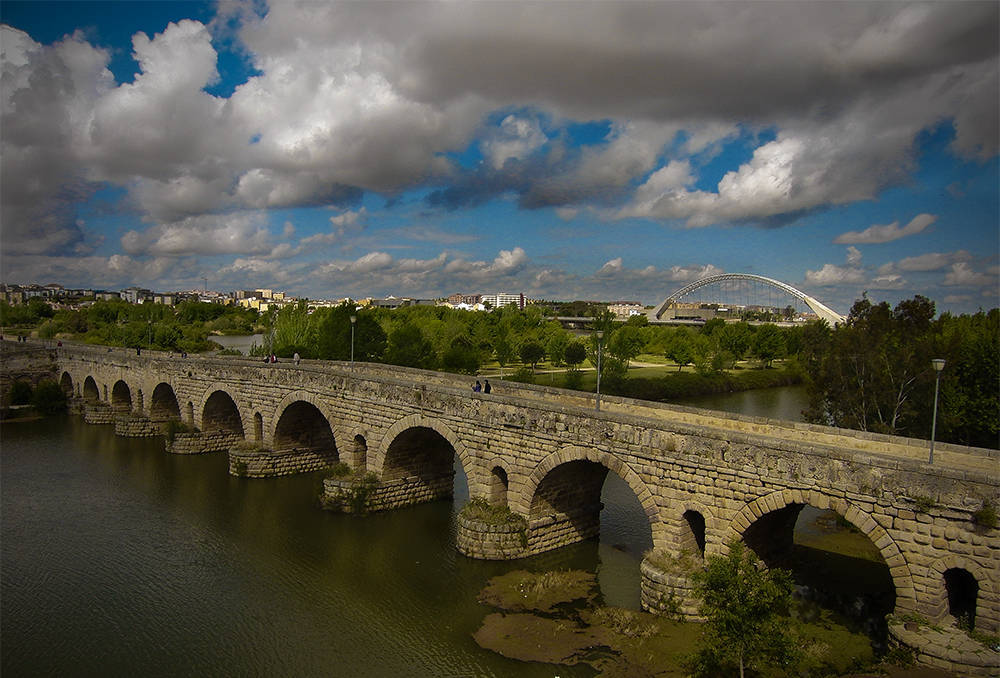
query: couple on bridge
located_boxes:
[472,379,491,394]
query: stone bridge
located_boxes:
[51,343,999,672]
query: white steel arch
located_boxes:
[649,273,846,325]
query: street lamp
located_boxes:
[350,314,357,368]
[929,358,945,464]
[595,330,604,411]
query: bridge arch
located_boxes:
[59,372,74,398]
[517,446,666,548]
[149,383,181,422]
[272,400,337,459]
[926,555,995,627]
[373,414,479,494]
[199,387,245,437]
[111,380,132,413]
[82,376,100,402]
[271,391,339,448]
[649,273,846,325]
[724,489,916,613]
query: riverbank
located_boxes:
[472,569,959,677]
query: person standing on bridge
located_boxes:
[483,380,491,394]
[473,380,482,392]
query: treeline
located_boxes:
[0,299,259,354]
[801,296,998,449]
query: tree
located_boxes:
[690,540,795,678]
[545,331,570,367]
[608,325,644,370]
[519,341,545,371]
[442,335,481,374]
[805,295,936,437]
[492,333,515,378]
[751,323,785,367]
[385,323,436,369]
[316,306,386,362]
[665,328,694,371]
[717,322,752,364]
[564,340,586,369]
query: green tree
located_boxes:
[316,306,387,362]
[717,322,752,363]
[31,380,67,415]
[492,332,515,378]
[608,325,645,370]
[665,328,694,371]
[442,335,481,374]
[751,323,785,367]
[385,323,436,369]
[519,341,545,371]
[564,340,586,369]
[545,331,570,367]
[805,295,937,437]
[690,540,795,678]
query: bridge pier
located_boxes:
[114,413,161,438]
[230,445,338,478]
[82,401,115,424]
[322,469,455,513]
[165,430,241,455]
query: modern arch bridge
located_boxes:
[50,343,998,672]
[650,273,848,325]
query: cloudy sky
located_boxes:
[2,1,997,314]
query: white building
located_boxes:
[481,292,524,310]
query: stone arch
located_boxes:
[270,390,339,445]
[490,465,509,507]
[111,380,132,413]
[373,414,478,493]
[724,489,916,613]
[149,383,181,422]
[272,400,337,457]
[59,372,74,397]
[83,376,100,402]
[253,412,263,443]
[518,445,665,548]
[352,434,368,471]
[199,388,245,437]
[927,555,995,627]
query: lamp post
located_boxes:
[595,330,604,411]
[929,358,945,464]
[350,314,357,368]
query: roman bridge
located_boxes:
[51,343,998,669]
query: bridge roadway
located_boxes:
[47,343,999,670]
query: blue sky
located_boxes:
[1,1,997,316]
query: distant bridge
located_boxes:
[650,273,847,325]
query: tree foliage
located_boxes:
[690,540,795,678]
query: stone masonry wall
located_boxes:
[323,472,454,513]
[229,446,338,478]
[114,414,161,438]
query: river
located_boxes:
[4,385,887,676]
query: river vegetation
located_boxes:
[4,293,995,448]
[472,563,883,677]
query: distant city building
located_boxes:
[607,301,643,319]
[121,286,153,304]
[447,293,482,306]
[481,292,524,310]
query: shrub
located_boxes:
[9,380,33,406]
[31,380,67,414]
[972,500,997,529]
